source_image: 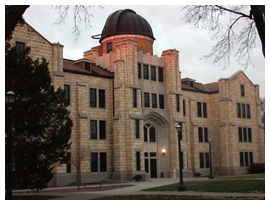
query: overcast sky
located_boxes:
[22,4,265,97]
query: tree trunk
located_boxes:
[250,5,265,57]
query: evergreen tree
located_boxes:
[5,43,73,191]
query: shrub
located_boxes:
[249,163,265,174]
[194,172,202,177]
[132,175,142,182]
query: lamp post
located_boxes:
[6,91,16,200]
[208,139,214,179]
[175,123,186,191]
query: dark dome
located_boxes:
[100,9,155,42]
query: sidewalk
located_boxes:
[12,177,265,200]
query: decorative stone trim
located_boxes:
[78,113,88,119]
[77,82,86,86]
[114,84,122,89]
[191,122,198,126]
[113,115,122,120]
[54,71,64,77]
[129,114,144,120]
[220,122,226,127]
[126,84,141,89]
[229,122,235,126]
[170,91,183,95]
[174,118,186,123]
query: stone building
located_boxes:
[9,9,264,187]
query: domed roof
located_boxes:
[100,9,155,42]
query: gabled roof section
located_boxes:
[228,70,255,85]
[63,59,114,79]
[182,79,219,94]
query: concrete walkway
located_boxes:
[12,177,265,200]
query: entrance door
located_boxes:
[150,158,157,178]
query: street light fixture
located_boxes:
[208,139,214,179]
[6,91,16,200]
[175,123,186,191]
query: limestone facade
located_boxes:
[9,20,264,187]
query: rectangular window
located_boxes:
[100,153,107,172]
[133,89,137,108]
[159,94,164,109]
[249,152,253,164]
[99,89,106,108]
[176,95,180,112]
[90,120,97,139]
[66,152,71,173]
[135,119,140,139]
[197,102,202,117]
[238,127,243,142]
[203,103,207,118]
[107,42,112,53]
[145,158,149,173]
[99,121,106,139]
[247,104,251,118]
[144,92,150,107]
[242,103,246,118]
[138,64,141,78]
[90,88,97,107]
[240,152,244,167]
[16,42,25,54]
[144,126,148,142]
[237,103,241,118]
[151,66,156,81]
[136,151,141,171]
[199,153,204,168]
[198,127,203,142]
[241,85,245,96]
[143,65,149,79]
[183,99,186,116]
[204,127,208,142]
[248,128,252,142]
[152,93,157,108]
[64,84,70,106]
[244,152,249,166]
[85,62,90,71]
[91,153,98,172]
[243,127,247,142]
[158,67,164,82]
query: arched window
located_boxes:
[144,124,156,142]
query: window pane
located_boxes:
[238,127,243,142]
[107,42,112,53]
[199,153,204,168]
[240,152,244,167]
[242,103,246,118]
[133,89,137,108]
[248,128,252,142]
[243,128,247,142]
[64,85,70,106]
[100,153,107,172]
[90,88,97,107]
[197,102,202,117]
[85,62,90,71]
[144,92,149,107]
[99,89,105,108]
[247,104,251,118]
[244,152,249,166]
[249,152,253,165]
[203,103,207,118]
[138,64,141,78]
[66,152,71,173]
[204,127,208,142]
[136,152,141,171]
[135,119,140,139]
[99,121,106,139]
[149,127,156,142]
[90,120,97,139]
[145,159,149,173]
[198,127,203,142]
[237,103,241,118]
[152,93,157,108]
[158,67,163,82]
[205,153,210,168]
[176,95,180,112]
[91,153,98,172]
[143,65,149,79]
[16,42,25,54]
[159,94,164,109]
[183,99,186,116]
[151,66,156,81]
[241,85,245,96]
[144,126,148,142]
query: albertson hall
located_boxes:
[8,9,264,187]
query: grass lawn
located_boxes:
[96,195,264,200]
[143,180,265,193]
[11,195,63,200]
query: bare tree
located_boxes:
[182,5,265,69]
[71,145,90,190]
[54,5,104,42]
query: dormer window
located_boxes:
[190,81,194,88]
[85,62,90,71]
